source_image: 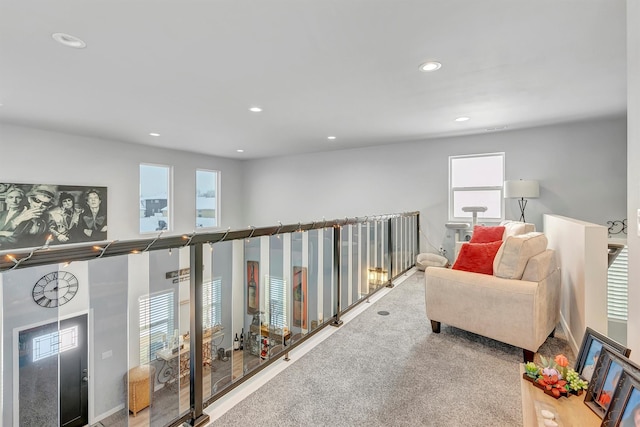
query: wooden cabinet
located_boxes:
[128,365,156,416]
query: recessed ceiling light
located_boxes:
[149,132,160,137]
[52,33,86,49]
[249,107,263,113]
[237,149,244,153]
[455,117,470,122]
[419,61,442,72]
[327,136,337,140]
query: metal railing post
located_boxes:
[386,218,394,288]
[331,225,343,327]
[188,243,210,426]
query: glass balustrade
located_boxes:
[0,213,418,426]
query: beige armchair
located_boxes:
[425,232,561,362]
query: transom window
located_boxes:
[449,153,505,222]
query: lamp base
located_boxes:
[517,198,528,222]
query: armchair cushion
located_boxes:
[493,232,548,280]
[452,240,503,275]
[469,225,505,243]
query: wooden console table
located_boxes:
[519,364,600,427]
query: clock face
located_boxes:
[32,271,79,308]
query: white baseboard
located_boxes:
[93,403,125,424]
[559,312,579,358]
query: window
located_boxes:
[140,163,171,233]
[203,277,222,329]
[33,326,78,362]
[268,276,287,329]
[449,153,505,222]
[196,169,219,229]
[139,290,175,364]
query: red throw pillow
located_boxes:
[452,241,504,275]
[469,225,505,243]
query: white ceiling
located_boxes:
[0,0,627,160]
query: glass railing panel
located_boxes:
[87,256,128,426]
[130,249,184,425]
[360,222,371,298]
[340,224,350,312]
[3,264,62,427]
[322,227,335,323]
[290,232,308,346]
[264,234,286,359]
[206,240,233,399]
[243,236,263,373]
[307,229,320,332]
[351,223,361,303]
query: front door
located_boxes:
[18,314,88,427]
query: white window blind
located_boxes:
[607,246,628,321]
[268,276,287,329]
[203,277,222,329]
[139,290,174,364]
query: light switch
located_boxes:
[102,350,113,359]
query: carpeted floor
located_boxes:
[208,270,574,427]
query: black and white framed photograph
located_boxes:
[602,370,640,427]
[576,327,631,381]
[584,346,640,419]
[0,182,107,251]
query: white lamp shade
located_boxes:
[504,180,539,199]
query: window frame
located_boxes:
[139,163,173,235]
[448,152,505,222]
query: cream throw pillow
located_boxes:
[493,232,548,279]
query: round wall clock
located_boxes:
[32,271,79,308]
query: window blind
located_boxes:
[269,276,287,329]
[139,290,175,364]
[607,246,628,322]
[203,277,222,329]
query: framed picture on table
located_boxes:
[584,346,640,419]
[575,327,631,382]
[602,370,640,427]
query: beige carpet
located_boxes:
[208,271,574,427]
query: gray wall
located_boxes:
[0,123,246,238]
[243,116,627,260]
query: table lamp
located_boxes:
[504,179,539,222]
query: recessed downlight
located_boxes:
[249,107,263,113]
[455,116,470,122]
[149,132,161,137]
[52,33,86,49]
[419,61,442,72]
[237,149,244,153]
[327,136,337,140]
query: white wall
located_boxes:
[243,117,627,260]
[544,214,609,355]
[0,123,246,241]
[627,0,640,362]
